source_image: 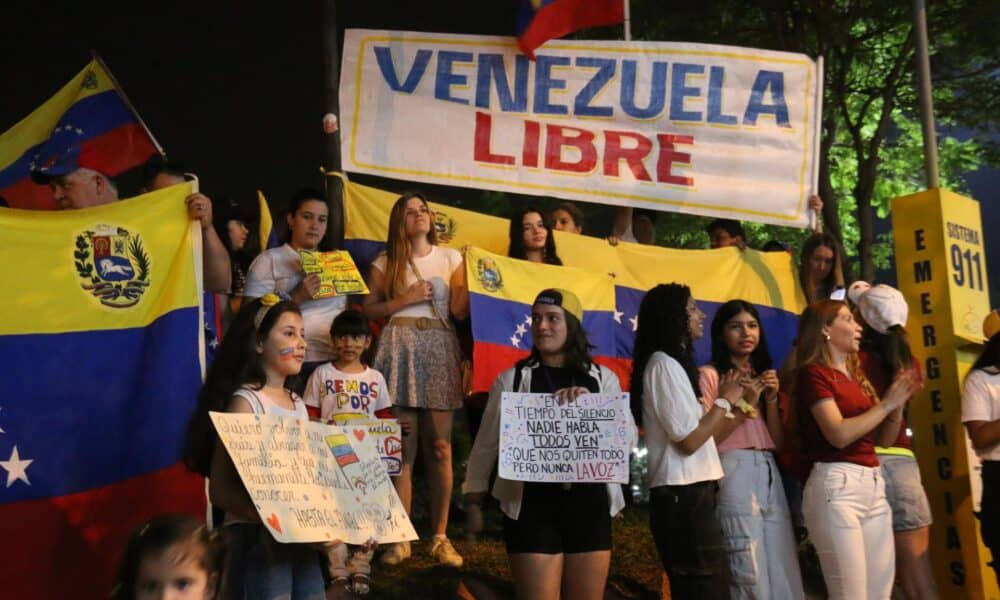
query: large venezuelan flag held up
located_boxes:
[340,176,807,392]
[0,58,159,210]
[0,186,206,598]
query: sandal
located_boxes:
[351,573,371,596]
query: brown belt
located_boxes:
[389,316,449,330]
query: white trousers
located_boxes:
[718,449,805,599]
[802,461,895,599]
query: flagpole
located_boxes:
[623,0,631,41]
[321,0,345,249]
[90,50,166,157]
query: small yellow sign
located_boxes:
[298,249,370,298]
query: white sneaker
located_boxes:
[379,541,411,566]
[429,537,463,567]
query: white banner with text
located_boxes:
[341,29,821,227]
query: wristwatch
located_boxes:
[713,398,733,416]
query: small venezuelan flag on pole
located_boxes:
[516,0,626,60]
[257,190,281,253]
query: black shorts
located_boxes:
[502,482,611,554]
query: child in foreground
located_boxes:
[304,310,396,595]
[111,514,225,600]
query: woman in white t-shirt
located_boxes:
[244,188,346,380]
[630,283,744,599]
[962,310,1000,582]
[363,192,469,567]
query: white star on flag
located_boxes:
[510,334,521,347]
[613,310,623,324]
[515,323,527,336]
[1,445,33,488]
[629,315,639,332]
[524,314,532,325]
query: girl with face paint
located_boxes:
[183,295,323,599]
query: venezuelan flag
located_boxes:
[466,247,619,391]
[554,231,806,385]
[342,178,806,392]
[258,190,281,252]
[0,58,159,210]
[516,0,625,59]
[0,185,206,598]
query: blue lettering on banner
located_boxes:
[371,47,800,130]
[475,54,529,112]
[620,60,667,119]
[744,71,790,127]
[435,51,473,105]
[374,47,432,93]
[534,55,571,115]
[669,63,705,122]
[707,66,738,125]
[574,57,616,117]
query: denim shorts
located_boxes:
[879,453,933,531]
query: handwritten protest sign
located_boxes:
[329,415,403,476]
[298,249,369,298]
[210,412,417,544]
[498,392,631,483]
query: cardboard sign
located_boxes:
[298,249,369,298]
[210,412,417,544]
[329,415,403,476]
[498,392,631,483]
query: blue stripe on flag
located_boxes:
[0,307,201,503]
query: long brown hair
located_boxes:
[794,299,877,402]
[382,192,437,300]
[799,233,846,303]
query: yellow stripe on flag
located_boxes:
[343,177,508,255]
[258,190,274,253]
[0,184,200,335]
[466,246,615,311]
[0,59,116,171]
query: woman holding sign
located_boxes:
[184,294,324,599]
[699,300,804,598]
[364,191,469,567]
[631,283,746,598]
[245,188,346,382]
[463,288,635,600]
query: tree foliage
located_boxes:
[627,0,1000,279]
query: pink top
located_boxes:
[698,365,776,452]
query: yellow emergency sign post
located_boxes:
[893,188,996,599]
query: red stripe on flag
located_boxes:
[0,122,157,210]
[0,463,205,599]
[473,341,632,393]
[518,0,624,59]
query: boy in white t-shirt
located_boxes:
[304,310,392,596]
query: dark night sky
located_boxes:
[2,4,996,303]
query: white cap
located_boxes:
[847,280,872,305]
[856,284,908,334]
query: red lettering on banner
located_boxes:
[656,134,694,186]
[545,124,598,173]
[523,120,540,168]
[604,131,653,180]
[473,112,515,165]
[471,112,695,188]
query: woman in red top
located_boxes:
[795,300,919,599]
[851,282,937,599]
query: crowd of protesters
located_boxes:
[26,146,1000,600]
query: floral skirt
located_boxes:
[373,322,463,410]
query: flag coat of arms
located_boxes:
[0,185,206,598]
